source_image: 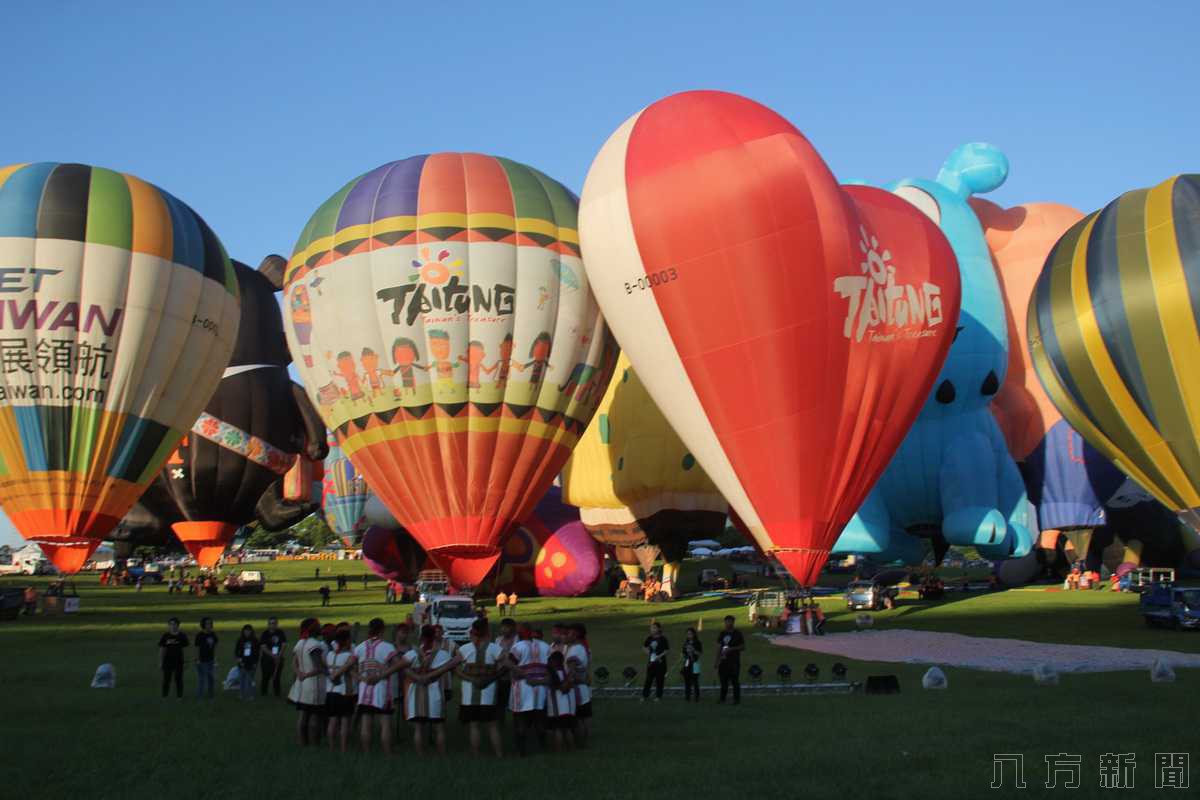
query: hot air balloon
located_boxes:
[560,411,659,593]
[833,144,1035,564]
[578,92,960,585]
[492,485,601,596]
[562,352,728,596]
[322,431,370,544]
[0,162,240,572]
[1029,174,1200,568]
[361,525,427,582]
[157,258,327,567]
[283,154,616,588]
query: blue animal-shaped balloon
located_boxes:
[833,144,1035,562]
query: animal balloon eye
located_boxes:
[935,380,956,404]
[980,370,999,396]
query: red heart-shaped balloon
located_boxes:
[580,90,961,584]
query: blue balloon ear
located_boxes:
[936,143,1009,198]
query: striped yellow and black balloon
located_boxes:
[1029,174,1200,564]
[0,163,240,572]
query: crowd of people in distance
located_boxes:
[748,597,826,635]
[640,616,746,703]
[155,614,592,757]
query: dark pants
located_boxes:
[195,661,215,698]
[497,680,511,717]
[682,669,700,700]
[643,659,666,699]
[719,663,741,703]
[161,661,183,697]
[261,656,282,696]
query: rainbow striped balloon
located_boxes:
[0,162,240,571]
[1029,174,1200,544]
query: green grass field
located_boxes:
[3,560,1198,799]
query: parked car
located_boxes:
[845,569,906,611]
[1140,585,1200,630]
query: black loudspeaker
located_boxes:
[865,675,900,695]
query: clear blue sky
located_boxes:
[0,1,1195,546]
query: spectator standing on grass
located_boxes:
[716,615,745,705]
[195,617,218,700]
[508,591,518,617]
[235,624,259,700]
[680,627,703,702]
[496,591,508,617]
[403,624,458,757]
[362,573,368,590]
[565,623,592,746]
[508,623,551,756]
[22,585,37,615]
[290,618,328,746]
[158,617,188,699]
[355,617,400,755]
[494,617,517,717]
[325,628,356,752]
[544,650,576,751]
[456,618,503,757]
[641,621,669,701]
[260,617,287,697]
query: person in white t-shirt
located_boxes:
[455,618,503,757]
[324,627,356,752]
[354,617,403,756]
[403,624,459,756]
[290,618,328,747]
[507,623,551,756]
[565,622,592,747]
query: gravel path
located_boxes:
[769,629,1200,674]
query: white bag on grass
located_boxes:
[224,665,242,691]
[1151,659,1176,683]
[91,663,115,689]
[921,666,948,690]
[1032,662,1059,686]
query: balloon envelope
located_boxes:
[283,154,616,587]
[322,431,370,538]
[578,91,960,584]
[1029,175,1200,544]
[0,163,240,572]
[361,524,426,582]
[158,261,312,567]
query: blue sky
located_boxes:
[0,1,1195,546]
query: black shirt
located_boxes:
[159,631,189,664]
[260,629,287,659]
[195,631,218,663]
[236,636,260,667]
[682,639,704,668]
[643,634,670,664]
[716,629,745,667]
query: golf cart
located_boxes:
[845,568,905,611]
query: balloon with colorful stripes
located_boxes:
[1029,174,1200,562]
[322,430,370,543]
[283,154,616,588]
[0,162,240,572]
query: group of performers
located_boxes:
[288,615,592,757]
